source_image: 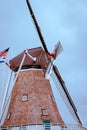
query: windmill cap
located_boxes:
[9,47,48,72]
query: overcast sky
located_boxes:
[0,0,87,128]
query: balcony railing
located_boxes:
[0,124,87,130]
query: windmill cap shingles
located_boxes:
[9,47,48,71]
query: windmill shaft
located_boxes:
[26,0,49,53]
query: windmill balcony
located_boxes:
[0,124,86,130]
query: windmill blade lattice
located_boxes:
[52,65,82,125]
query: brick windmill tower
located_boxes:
[1,0,83,129]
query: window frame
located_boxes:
[22,94,28,102]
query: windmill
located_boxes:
[0,0,85,130]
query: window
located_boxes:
[22,94,28,102]
[42,109,48,116]
[43,120,51,130]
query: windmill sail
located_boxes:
[53,41,63,59]
[45,42,63,79]
[26,0,49,54]
[52,65,82,125]
[25,0,82,126]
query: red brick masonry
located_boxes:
[3,69,64,127]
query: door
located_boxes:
[43,120,51,130]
